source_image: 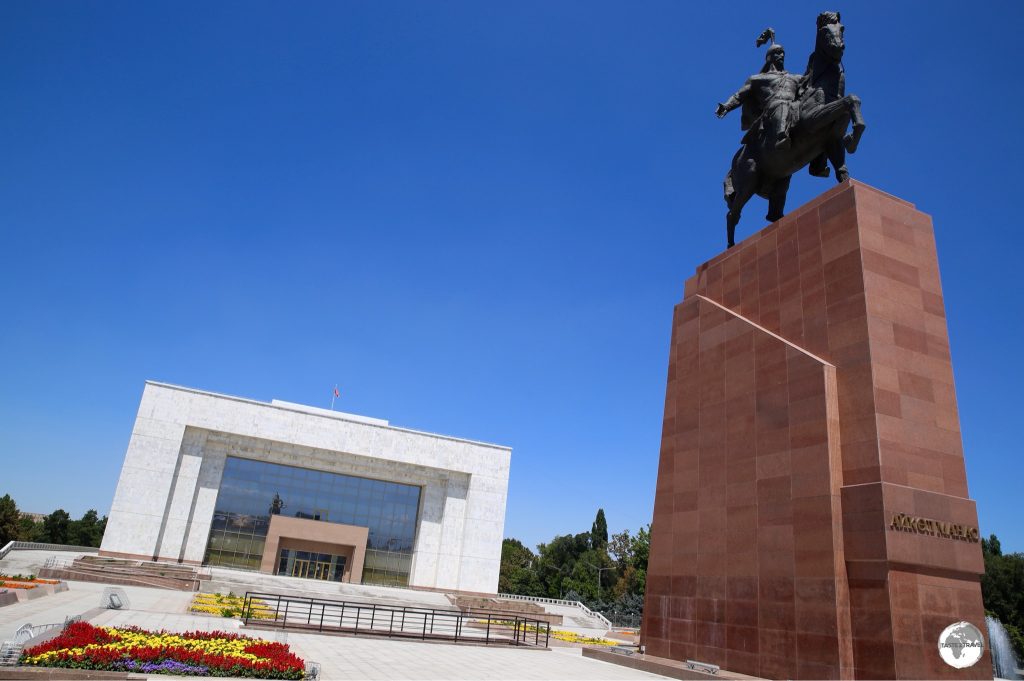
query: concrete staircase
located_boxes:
[201,566,455,610]
[203,567,610,630]
[38,556,207,591]
[535,602,609,629]
[447,595,563,625]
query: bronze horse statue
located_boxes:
[722,12,866,247]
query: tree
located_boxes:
[573,547,614,603]
[609,524,650,600]
[535,532,592,599]
[41,509,71,544]
[605,591,645,628]
[591,508,608,550]
[981,533,1024,661]
[0,494,20,546]
[18,516,42,542]
[983,534,1002,557]
[609,530,632,568]
[69,509,104,547]
[499,538,543,596]
[632,524,650,581]
[498,519,651,624]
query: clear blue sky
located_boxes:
[2,2,1022,553]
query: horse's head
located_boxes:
[814,11,844,63]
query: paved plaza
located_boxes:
[1,552,669,680]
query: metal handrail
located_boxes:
[42,557,74,569]
[243,591,550,648]
[23,615,81,641]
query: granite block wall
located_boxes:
[642,181,988,679]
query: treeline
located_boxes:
[0,494,107,548]
[981,534,1024,661]
[499,509,649,625]
[501,517,1023,646]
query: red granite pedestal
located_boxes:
[641,181,989,680]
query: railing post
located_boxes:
[319,604,325,631]
[370,604,376,630]
[545,622,550,648]
[389,610,395,636]
[340,604,345,629]
[401,607,406,634]
[307,597,313,625]
[282,600,289,629]
[486,617,491,645]
[422,612,427,639]
[430,611,434,634]
[354,608,360,634]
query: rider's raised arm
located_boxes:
[716,79,751,118]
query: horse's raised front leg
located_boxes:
[826,137,849,183]
[799,100,849,179]
[843,94,866,153]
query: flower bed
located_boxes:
[189,593,277,620]
[21,622,305,679]
[549,629,619,646]
[476,619,619,646]
[0,573,59,589]
[0,573,58,585]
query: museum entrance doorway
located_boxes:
[261,516,367,583]
[277,548,347,581]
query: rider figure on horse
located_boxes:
[716,43,802,152]
[714,15,866,248]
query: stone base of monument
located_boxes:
[582,646,768,680]
[641,181,990,680]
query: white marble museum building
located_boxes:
[100,382,511,593]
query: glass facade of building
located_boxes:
[204,456,421,585]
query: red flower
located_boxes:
[23,622,120,657]
[21,623,304,679]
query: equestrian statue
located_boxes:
[717,12,866,247]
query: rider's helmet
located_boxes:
[760,44,785,72]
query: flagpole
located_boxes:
[330,384,338,411]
